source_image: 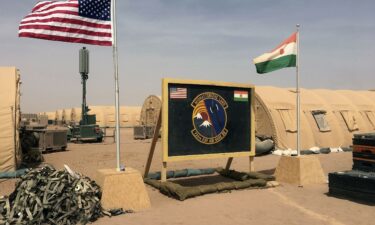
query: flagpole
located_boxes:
[111,0,122,170]
[296,24,301,156]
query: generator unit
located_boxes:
[69,115,103,142]
[21,126,68,152]
[20,114,68,153]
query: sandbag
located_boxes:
[0,168,28,179]
[216,182,236,191]
[217,168,249,181]
[144,178,162,189]
[199,168,216,174]
[246,172,275,181]
[300,150,315,155]
[144,168,270,201]
[173,169,189,178]
[159,182,177,197]
[319,148,331,154]
[244,178,267,187]
[146,172,161,180]
[174,186,201,201]
[185,169,200,176]
[197,184,217,194]
[233,181,250,189]
[147,168,216,180]
[256,138,274,156]
[341,147,352,152]
[217,168,275,182]
[158,182,202,201]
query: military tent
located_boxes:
[0,67,21,172]
[41,105,141,127]
[139,95,161,126]
[255,86,375,150]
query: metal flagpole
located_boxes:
[111,0,121,170]
[296,24,301,156]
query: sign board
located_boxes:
[162,78,255,162]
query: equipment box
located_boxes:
[38,129,67,152]
[70,124,103,142]
[27,128,68,152]
[352,132,375,172]
[329,170,375,203]
[353,159,375,172]
[353,133,375,146]
[133,125,155,139]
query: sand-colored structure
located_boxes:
[0,67,21,172]
[139,95,161,126]
[42,105,141,127]
[255,86,375,150]
[40,87,375,150]
[96,168,151,211]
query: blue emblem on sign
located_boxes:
[191,92,228,144]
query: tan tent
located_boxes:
[104,106,141,127]
[0,67,21,172]
[255,86,375,150]
[139,95,161,126]
[70,108,77,123]
[64,108,72,122]
[43,111,56,121]
[88,105,107,127]
[61,109,67,123]
[55,110,61,122]
[122,106,141,127]
[71,107,82,123]
[40,105,141,127]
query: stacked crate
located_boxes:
[352,133,375,172]
[328,133,375,203]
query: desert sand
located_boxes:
[1,128,373,225]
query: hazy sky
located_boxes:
[1,0,374,112]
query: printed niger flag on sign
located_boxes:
[234,90,248,102]
[253,32,297,74]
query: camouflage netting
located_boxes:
[0,165,103,225]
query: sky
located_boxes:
[1,0,375,113]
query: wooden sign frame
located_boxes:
[144,78,255,182]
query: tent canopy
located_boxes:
[0,67,21,172]
[255,86,375,150]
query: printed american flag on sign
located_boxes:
[19,0,112,46]
[170,87,187,99]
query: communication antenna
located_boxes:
[79,47,89,125]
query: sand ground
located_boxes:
[1,128,373,225]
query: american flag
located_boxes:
[170,87,187,99]
[19,0,112,46]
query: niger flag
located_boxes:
[253,32,297,74]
